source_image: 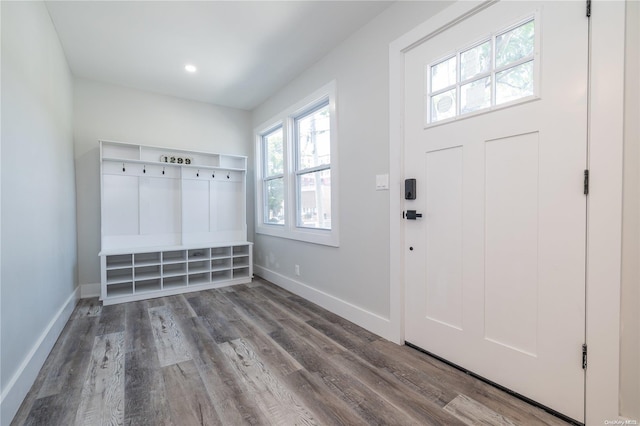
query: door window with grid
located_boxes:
[427,17,537,125]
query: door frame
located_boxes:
[388,1,625,423]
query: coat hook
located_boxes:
[197,170,200,177]
[212,172,215,178]
[122,163,126,172]
[162,167,165,175]
[227,172,230,179]
[143,165,146,174]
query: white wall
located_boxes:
[1,2,76,424]
[620,0,640,418]
[74,78,253,293]
[251,1,449,337]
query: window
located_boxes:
[255,82,338,246]
[262,127,284,225]
[427,16,537,124]
[295,102,331,229]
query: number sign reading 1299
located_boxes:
[160,154,192,165]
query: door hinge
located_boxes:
[584,169,589,195]
[582,344,588,369]
[586,0,591,17]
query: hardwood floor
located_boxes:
[12,278,570,426]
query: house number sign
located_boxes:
[160,155,192,165]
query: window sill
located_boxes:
[256,224,339,247]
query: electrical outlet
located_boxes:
[295,265,300,276]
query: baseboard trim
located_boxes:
[254,265,395,341]
[80,282,100,299]
[0,287,79,425]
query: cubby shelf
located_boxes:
[100,140,252,305]
[100,243,253,305]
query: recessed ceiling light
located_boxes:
[185,64,197,73]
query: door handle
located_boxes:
[403,210,423,220]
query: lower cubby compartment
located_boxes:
[163,275,187,289]
[233,245,250,256]
[163,262,187,276]
[163,250,186,263]
[188,248,209,260]
[136,278,161,293]
[211,257,231,270]
[233,256,250,267]
[211,246,231,258]
[233,267,251,279]
[211,269,232,282]
[188,273,210,285]
[134,251,161,265]
[107,282,133,297]
[135,265,161,280]
[188,260,210,274]
[106,254,132,268]
[107,268,132,283]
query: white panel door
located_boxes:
[404,1,587,421]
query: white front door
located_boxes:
[403,1,588,422]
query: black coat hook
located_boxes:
[227,172,230,179]
[212,172,215,178]
[197,170,200,177]
[122,163,126,172]
[162,167,165,175]
[143,165,146,174]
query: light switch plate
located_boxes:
[376,174,389,190]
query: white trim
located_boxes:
[254,81,340,247]
[0,287,79,425]
[585,0,625,422]
[80,282,101,299]
[0,0,3,412]
[254,266,396,341]
[389,0,625,423]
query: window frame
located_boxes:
[255,81,339,247]
[425,13,540,127]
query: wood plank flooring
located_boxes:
[12,278,570,426]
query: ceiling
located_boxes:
[45,1,394,111]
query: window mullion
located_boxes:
[459,70,492,87]
[456,51,461,116]
[264,173,284,182]
[285,116,294,232]
[492,33,497,107]
[494,55,535,74]
[296,164,330,176]
[430,84,457,98]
